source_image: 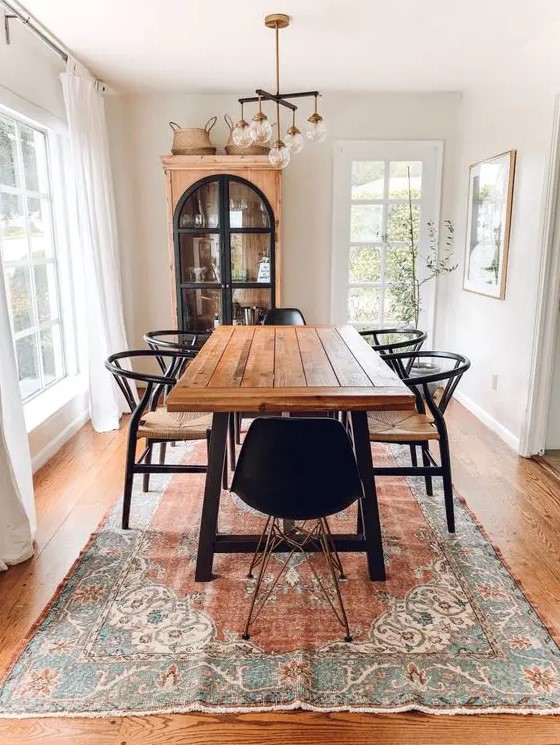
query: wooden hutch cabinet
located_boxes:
[161,155,282,330]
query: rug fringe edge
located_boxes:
[0,702,559,719]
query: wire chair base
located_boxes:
[241,517,353,643]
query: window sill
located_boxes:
[24,375,88,434]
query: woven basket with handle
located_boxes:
[169,117,217,155]
[224,114,270,155]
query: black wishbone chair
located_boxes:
[360,328,427,364]
[358,328,428,462]
[144,328,237,473]
[105,349,224,530]
[144,329,210,373]
[367,351,470,533]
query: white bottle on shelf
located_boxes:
[213,313,220,329]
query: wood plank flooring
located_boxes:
[1,402,560,744]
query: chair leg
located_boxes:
[143,440,153,492]
[439,432,455,533]
[159,441,167,465]
[409,444,418,467]
[122,432,137,530]
[242,518,277,640]
[421,442,433,496]
[319,519,352,642]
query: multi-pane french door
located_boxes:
[331,140,443,336]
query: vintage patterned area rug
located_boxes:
[0,441,559,718]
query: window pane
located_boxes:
[34,263,59,323]
[230,233,271,283]
[16,333,41,399]
[40,325,64,386]
[5,265,33,331]
[179,180,220,228]
[28,197,54,258]
[229,181,270,228]
[0,116,17,187]
[351,161,385,200]
[0,192,28,262]
[180,288,222,331]
[20,124,49,193]
[389,161,422,198]
[348,287,380,325]
[385,284,414,324]
[349,246,381,283]
[231,288,271,324]
[351,205,383,242]
[178,234,221,283]
[386,203,420,243]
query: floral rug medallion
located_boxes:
[0,442,559,717]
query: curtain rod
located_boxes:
[2,0,69,62]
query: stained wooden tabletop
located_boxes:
[166,324,415,413]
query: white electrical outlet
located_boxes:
[491,374,498,391]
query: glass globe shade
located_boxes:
[250,115,273,145]
[284,129,304,154]
[269,141,291,169]
[306,116,327,143]
[232,120,252,148]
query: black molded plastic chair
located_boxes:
[262,307,306,325]
[367,351,470,533]
[231,416,363,642]
[105,349,223,529]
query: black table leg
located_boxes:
[350,411,386,581]
[195,411,229,582]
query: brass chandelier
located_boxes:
[232,13,326,169]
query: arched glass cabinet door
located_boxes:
[174,175,275,330]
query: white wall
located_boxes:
[106,91,461,347]
[0,20,65,120]
[1,23,89,469]
[436,87,557,451]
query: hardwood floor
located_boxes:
[1,401,560,744]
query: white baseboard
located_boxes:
[31,410,90,473]
[453,391,520,453]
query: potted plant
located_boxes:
[386,168,458,376]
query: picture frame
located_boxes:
[463,150,516,300]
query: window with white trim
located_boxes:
[0,112,66,401]
[332,141,443,334]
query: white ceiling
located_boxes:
[17,0,560,93]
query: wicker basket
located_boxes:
[169,117,217,155]
[224,114,270,155]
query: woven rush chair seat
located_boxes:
[138,409,212,441]
[367,410,438,442]
[366,350,470,534]
[104,349,226,530]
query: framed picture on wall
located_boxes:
[463,150,516,299]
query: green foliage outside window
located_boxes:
[386,173,457,327]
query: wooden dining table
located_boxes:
[166,324,415,582]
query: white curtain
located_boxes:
[0,272,35,571]
[60,58,129,432]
